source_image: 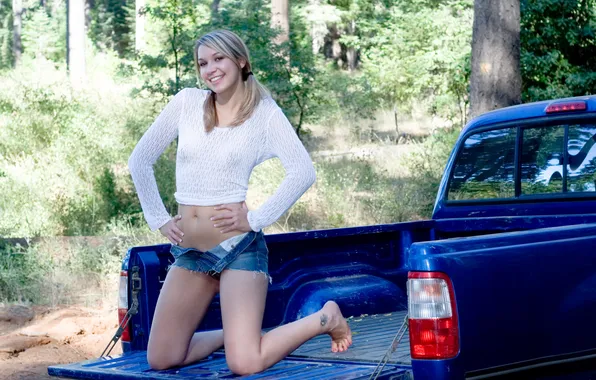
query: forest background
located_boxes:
[1,0,596,305]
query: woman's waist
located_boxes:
[176,203,245,250]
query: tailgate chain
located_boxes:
[100,266,141,357]
[369,313,409,380]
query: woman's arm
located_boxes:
[128,88,188,231]
[246,106,317,232]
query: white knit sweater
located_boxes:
[128,88,316,232]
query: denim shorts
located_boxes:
[169,230,271,282]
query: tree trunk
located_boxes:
[469,0,521,119]
[271,0,289,45]
[309,0,326,54]
[324,24,342,67]
[135,0,146,52]
[346,19,357,71]
[67,0,86,88]
[12,0,23,67]
[211,0,220,22]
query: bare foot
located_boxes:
[320,301,353,353]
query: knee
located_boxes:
[147,348,184,371]
[226,353,264,375]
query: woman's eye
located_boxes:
[215,57,222,61]
[199,62,206,67]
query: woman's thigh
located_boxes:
[147,266,219,367]
[219,269,269,357]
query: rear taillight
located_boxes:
[407,272,459,359]
[118,270,131,342]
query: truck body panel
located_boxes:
[409,223,596,377]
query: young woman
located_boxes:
[128,29,352,375]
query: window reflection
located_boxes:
[567,125,596,192]
[521,126,564,195]
[447,122,596,202]
[448,128,515,200]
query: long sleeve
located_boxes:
[128,88,187,231]
[247,107,316,231]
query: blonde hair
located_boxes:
[194,30,270,132]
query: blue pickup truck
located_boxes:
[49,96,596,379]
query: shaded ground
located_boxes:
[0,304,123,380]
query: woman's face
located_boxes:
[197,45,245,95]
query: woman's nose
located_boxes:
[203,63,216,76]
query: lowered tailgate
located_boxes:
[48,313,412,379]
[48,351,411,379]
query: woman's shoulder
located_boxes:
[182,87,210,100]
[256,96,282,117]
[249,97,285,131]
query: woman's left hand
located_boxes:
[211,202,252,233]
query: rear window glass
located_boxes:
[448,122,596,201]
[448,128,516,200]
[521,126,565,195]
[568,124,596,192]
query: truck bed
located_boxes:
[290,310,410,365]
[48,312,412,379]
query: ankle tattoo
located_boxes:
[320,313,328,327]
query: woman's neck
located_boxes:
[214,80,246,119]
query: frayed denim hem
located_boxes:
[225,268,273,284]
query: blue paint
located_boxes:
[283,275,407,322]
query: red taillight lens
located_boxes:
[409,318,459,358]
[118,308,131,342]
[407,272,459,359]
[545,101,587,113]
[118,270,131,342]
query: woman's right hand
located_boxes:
[159,215,184,245]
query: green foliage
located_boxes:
[360,0,473,122]
[21,0,66,63]
[89,0,135,57]
[313,156,433,225]
[521,0,596,101]
[0,235,148,305]
[309,65,381,126]
[405,126,461,214]
[138,0,210,94]
[0,63,150,237]
[0,244,53,303]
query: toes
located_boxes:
[331,338,352,353]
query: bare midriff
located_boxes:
[176,202,246,252]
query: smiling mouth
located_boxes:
[209,75,224,84]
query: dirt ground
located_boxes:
[0,304,123,380]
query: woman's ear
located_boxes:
[239,59,247,70]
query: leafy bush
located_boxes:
[0,62,154,237]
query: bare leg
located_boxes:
[219,270,352,375]
[147,267,222,370]
[181,329,224,366]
